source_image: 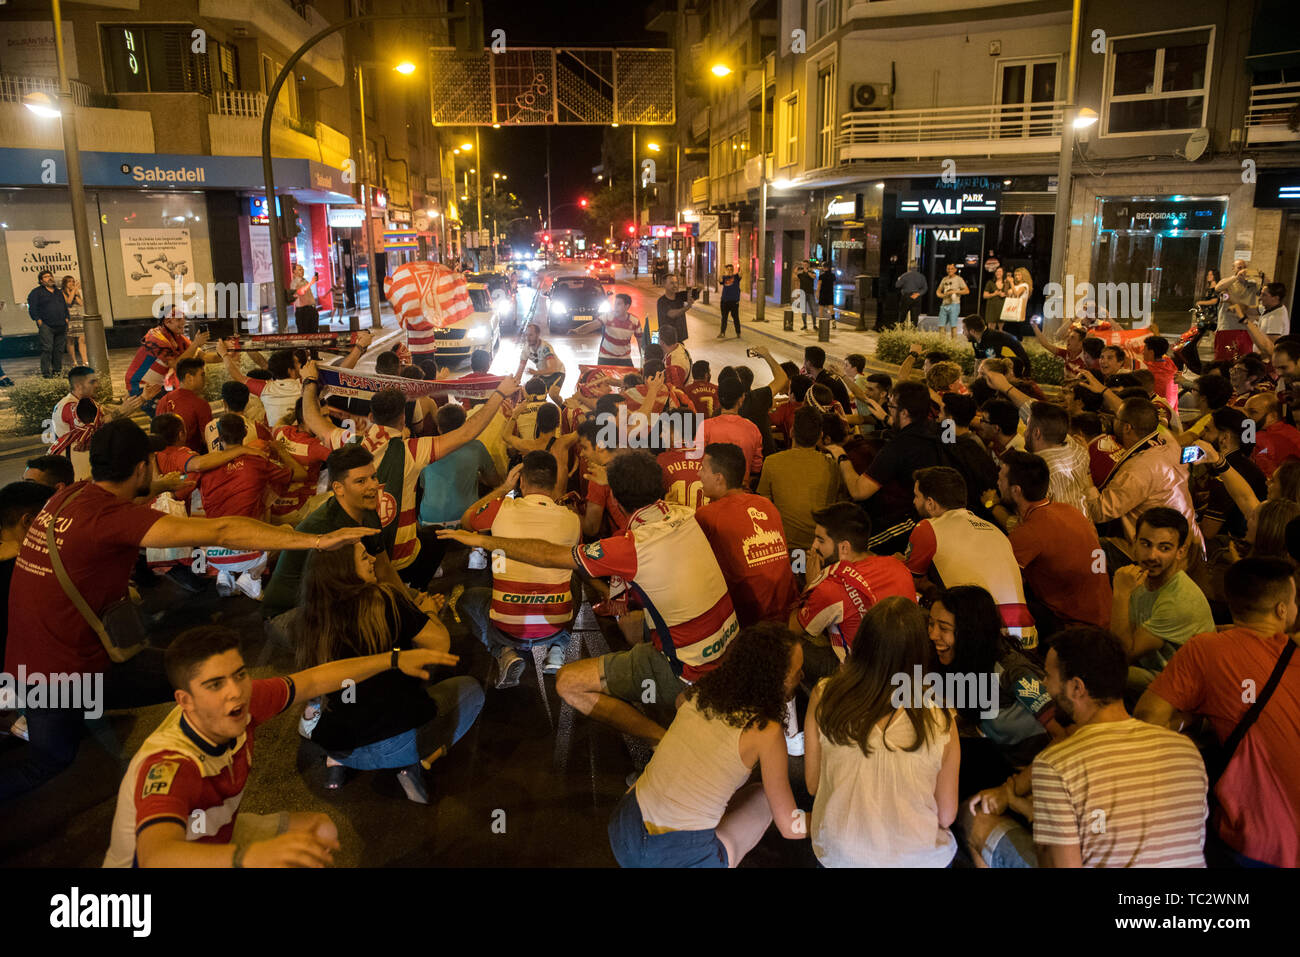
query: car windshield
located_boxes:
[468,288,491,312]
[555,280,602,296]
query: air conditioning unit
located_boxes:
[850,83,893,111]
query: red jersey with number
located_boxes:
[155,387,213,455]
[658,448,707,510]
[683,381,719,418]
[586,479,630,532]
[103,677,295,867]
[695,492,798,627]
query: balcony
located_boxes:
[838,101,1064,160]
[691,175,709,204]
[1245,82,1300,146]
[208,91,350,168]
[198,0,344,87]
[0,73,155,152]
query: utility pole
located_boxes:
[1048,0,1083,336]
[632,125,638,275]
[545,128,552,230]
[356,65,382,330]
[754,58,768,321]
[475,127,483,264]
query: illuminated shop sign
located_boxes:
[900,191,999,217]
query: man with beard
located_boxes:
[1027,627,1207,867]
[824,380,947,554]
[1108,508,1214,698]
[516,322,566,392]
[0,420,372,803]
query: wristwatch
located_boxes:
[390,648,401,670]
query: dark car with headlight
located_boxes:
[546,276,610,334]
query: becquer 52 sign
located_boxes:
[899,190,1000,218]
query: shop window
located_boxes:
[102,24,213,94]
[1103,28,1212,135]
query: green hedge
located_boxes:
[9,378,73,436]
[873,323,1064,386]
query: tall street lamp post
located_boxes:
[712,58,770,321]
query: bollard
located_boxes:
[701,287,710,306]
[855,311,867,332]
[783,309,794,331]
[818,317,831,342]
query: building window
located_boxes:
[102,24,213,94]
[816,67,835,168]
[814,0,838,40]
[1103,28,1212,135]
[781,94,799,166]
[262,54,299,118]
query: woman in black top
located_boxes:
[982,267,1010,329]
[293,543,484,802]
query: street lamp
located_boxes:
[711,57,772,321]
[647,142,661,152]
[394,61,416,75]
[1073,106,1099,128]
[21,11,112,388]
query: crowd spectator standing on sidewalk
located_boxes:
[717,264,743,338]
[27,269,69,379]
[936,264,969,341]
[895,261,927,328]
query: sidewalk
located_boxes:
[627,276,895,372]
[0,306,406,446]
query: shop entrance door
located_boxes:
[912,224,984,317]
[1093,231,1221,333]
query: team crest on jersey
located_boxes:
[583,542,604,560]
[376,490,398,527]
[142,760,180,798]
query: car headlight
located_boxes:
[467,324,490,341]
[550,301,566,316]
[599,301,611,314]
[494,301,510,315]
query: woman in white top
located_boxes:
[609,622,807,867]
[804,596,960,867]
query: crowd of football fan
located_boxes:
[0,300,1296,870]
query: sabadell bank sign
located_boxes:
[121,162,207,184]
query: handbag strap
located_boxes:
[1209,638,1296,788]
[45,485,115,652]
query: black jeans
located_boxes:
[0,649,172,803]
[898,297,921,328]
[38,323,67,377]
[294,305,320,334]
[719,300,740,335]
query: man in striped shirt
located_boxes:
[459,452,582,688]
[1032,627,1207,867]
[574,293,640,367]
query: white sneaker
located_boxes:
[299,702,321,739]
[215,571,236,597]
[234,571,262,600]
[9,714,29,741]
[543,642,566,674]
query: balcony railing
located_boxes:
[210,90,350,164]
[838,100,1064,160]
[0,74,92,108]
[1245,82,1300,145]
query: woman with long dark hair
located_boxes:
[927,587,1064,787]
[293,543,483,803]
[609,622,807,867]
[804,596,959,867]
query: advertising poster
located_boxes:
[248,224,273,284]
[6,230,80,299]
[0,22,78,79]
[119,228,195,296]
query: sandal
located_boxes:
[324,763,351,790]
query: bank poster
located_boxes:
[5,230,80,300]
[119,228,195,297]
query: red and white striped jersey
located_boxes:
[573,501,738,681]
[468,494,581,640]
[597,313,640,362]
[383,262,473,356]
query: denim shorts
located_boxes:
[608,787,728,868]
[938,303,963,327]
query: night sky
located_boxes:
[471,0,659,230]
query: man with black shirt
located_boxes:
[657,277,693,344]
[1197,407,1267,540]
[717,264,742,337]
[894,260,927,328]
[802,346,852,411]
[964,314,1030,378]
[938,392,999,516]
[823,380,947,553]
[794,260,816,330]
[27,269,69,378]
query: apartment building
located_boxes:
[0,0,456,341]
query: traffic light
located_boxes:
[579,197,588,208]
[278,196,301,242]
[454,0,485,56]
[627,224,635,235]
[543,233,551,243]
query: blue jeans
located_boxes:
[327,676,485,770]
[938,303,962,328]
[608,787,728,868]
[461,586,568,654]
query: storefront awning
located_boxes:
[0,148,354,202]
[1246,0,1300,72]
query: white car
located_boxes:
[431,282,500,362]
